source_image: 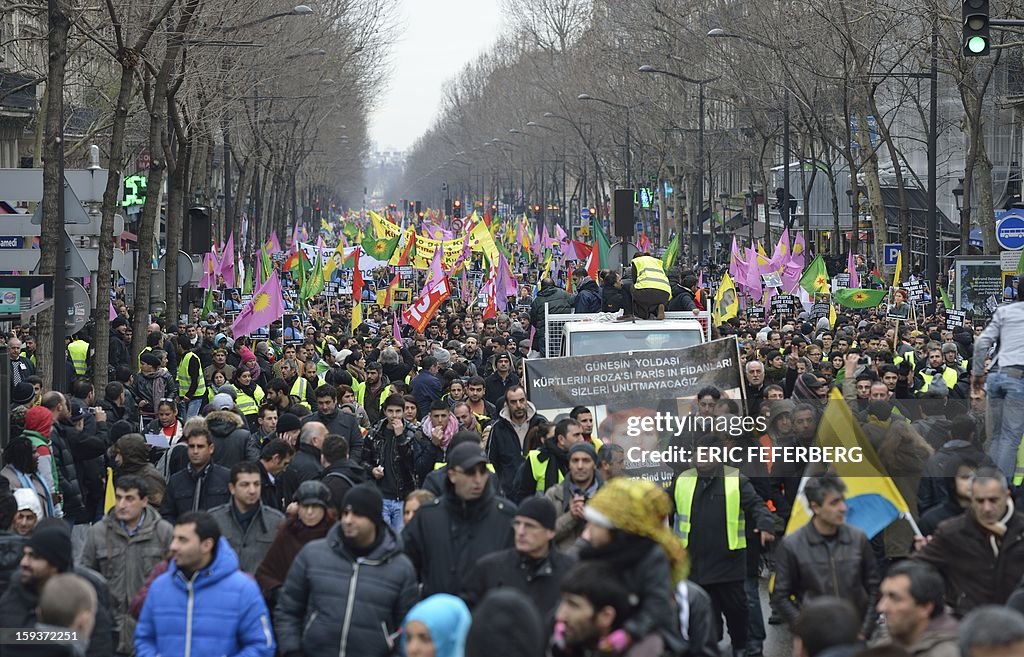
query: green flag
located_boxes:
[833,288,887,309]
[202,287,214,318]
[939,284,953,310]
[304,243,326,300]
[1016,249,1024,276]
[662,235,679,271]
[242,261,253,295]
[800,255,831,296]
[261,247,272,285]
[360,234,400,262]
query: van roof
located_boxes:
[562,319,705,333]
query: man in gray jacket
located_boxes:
[79,475,172,655]
[275,483,418,657]
[209,462,285,573]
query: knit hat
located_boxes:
[583,477,687,583]
[433,348,451,367]
[210,393,234,411]
[516,497,556,531]
[11,382,34,405]
[276,412,301,434]
[341,483,383,522]
[24,406,53,435]
[495,352,512,365]
[294,480,331,508]
[239,346,256,364]
[13,488,42,518]
[111,316,127,330]
[26,525,72,573]
[217,385,237,400]
[140,352,161,368]
[68,399,87,423]
[568,442,597,463]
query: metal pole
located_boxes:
[927,15,938,301]
[697,82,705,266]
[782,87,791,230]
[625,109,632,189]
[52,0,66,393]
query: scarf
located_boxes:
[13,467,55,517]
[979,497,1015,556]
[347,364,366,382]
[142,369,168,404]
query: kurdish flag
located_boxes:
[799,255,831,296]
[361,233,400,262]
[833,287,887,309]
[785,390,911,539]
[232,271,285,336]
[662,234,680,272]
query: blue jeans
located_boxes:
[180,398,203,421]
[986,371,1024,479]
[745,577,765,652]
[383,498,404,532]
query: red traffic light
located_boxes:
[453,200,462,207]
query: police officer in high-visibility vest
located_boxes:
[915,347,963,396]
[175,334,208,419]
[509,418,584,504]
[671,435,775,657]
[230,368,265,430]
[629,252,672,319]
[67,333,90,378]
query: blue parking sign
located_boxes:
[883,244,901,267]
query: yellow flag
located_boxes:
[893,249,903,286]
[829,302,838,329]
[351,302,362,333]
[104,467,116,513]
[714,273,739,326]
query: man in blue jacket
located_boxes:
[135,511,275,657]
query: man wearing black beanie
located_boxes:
[461,496,576,618]
[0,522,115,656]
[275,482,417,657]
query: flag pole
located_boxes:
[902,511,924,538]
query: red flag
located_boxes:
[402,276,451,333]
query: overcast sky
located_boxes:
[369,0,505,153]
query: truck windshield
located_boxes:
[567,329,703,356]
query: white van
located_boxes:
[542,310,709,357]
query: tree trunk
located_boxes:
[854,106,888,283]
[976,145,997,255]
[37,0,72,392]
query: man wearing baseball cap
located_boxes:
[275,483,417,657]
[403,442,516,597]
[462,496,575,618]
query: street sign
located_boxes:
[580,207,590,220]
[0,237,24,249]
[64,279,90,336]
[883,243,901,267]
[997,212,1024,250]
[158,250,197,288]
[0,288,19,312]
[135,149,151,172]
[1000,250,1021,272]
[29,180,93,225]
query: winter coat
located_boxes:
[487,404,547,495]
[917,440,991,515]
[601,285,631,315]
[574,279,602,314]
[545,476,603,552]
[0,531,25,598]
[274,523,418,657]
[206,410,259,468]
[112,434,167,508]
[772,521,880,637]
[0,564,115,657]
[363,419,420,500]
[130,369,178,413]
[254,516,334,607]
[511,439,570,504]
[159,461,231,524]
[301,409,365,462]
[135,537,275,657]
[402,481,517,597]
[48,426,88,524]
[209,502,286,574]
[80,507,173,655]
[57,419,110,519]
[319,459,368,516]
[914,508,1024,616]
[462,546,576,618]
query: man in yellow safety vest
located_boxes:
[630,252,672,319]
[510,417,584,503]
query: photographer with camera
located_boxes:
[545,442,603,553]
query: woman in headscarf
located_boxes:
[402,593,471,657]
[579,477,686,655]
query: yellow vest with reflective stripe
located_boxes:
[633,256,671,294]
[290,376,308,402]
[352,379,366,407]
[918,367,959,395]
[673,466,746,550]
[234,385,265,417]
[68,340,89,375]
[1014,442,1024,486]
[433,461,496,473]
[528,449,564,492]
[176,351,207,399]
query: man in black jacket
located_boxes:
[0,523,114,657]
[461,496,575,619]
[403,442,517,596]
[257,439,294,512]
[318,435,367,519]
[301,385,364,462]
[572,268,602,314]
[668,270,700,312]
[487,386,547,495]
[364,394,419,531]
[159,428,231,524]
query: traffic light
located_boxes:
[453,199,462,219]
[963,0,990,57]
